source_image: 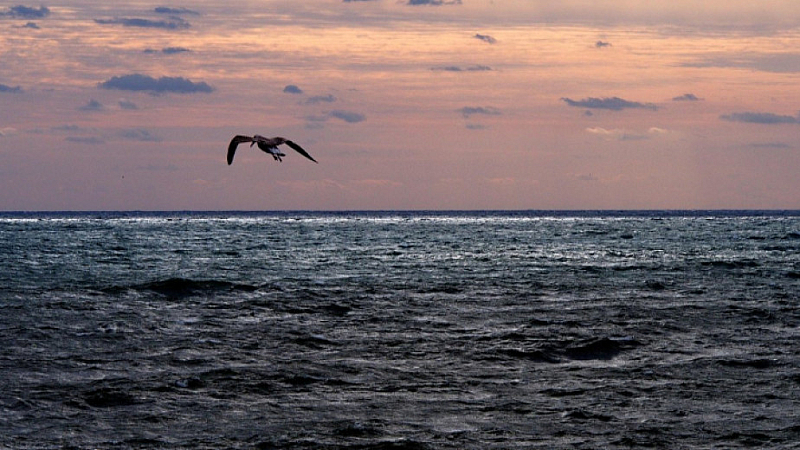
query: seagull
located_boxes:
[227,135,317,165]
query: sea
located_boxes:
[1,210,799,449]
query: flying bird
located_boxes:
[227,135,317,164]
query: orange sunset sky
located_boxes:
[1,1,799,210]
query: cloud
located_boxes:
[474,33,497,44]
[21,21,39,29]
[595,40,611,48]
[586,127,668,141]
[720,111,799,124]
[351,179,403,188]
[431,65,492,72]
[673,93,702,101]
[684,53,800,74]
[459,106,501,118]
[1,5,50,18]
[562,96,658,111]
[118,99,138,110]
[0,127,17,137]
[162,46,190,54]
[306,94,337,104]
[154,7,199,15]
[329,110,366,123]
[95,17,190,30]
[283,85,303,94]
[144,47,190,54]
[586,127,635,140]
[749,142,793,149]
[0,83,22,93]
[98,74,213,93]
[575,173,599,182]
[305,114,328,122]
[304,114,328,128]
[51,124,83,132]
[486,177,517,186]
[120,129,162,142]
[65,136,105,145]
[79,99,104,111]
[408,0,462,5]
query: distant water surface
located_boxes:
[1,211,799,449]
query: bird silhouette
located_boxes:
[227,135,317,164]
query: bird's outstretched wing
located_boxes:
[227,135,253,165]
[284,140,318,163]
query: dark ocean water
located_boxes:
[1,211,799,449]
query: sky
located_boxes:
[1,1,800,211]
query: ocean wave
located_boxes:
[103,277,260,298]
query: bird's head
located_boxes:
[251,134,266,146]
